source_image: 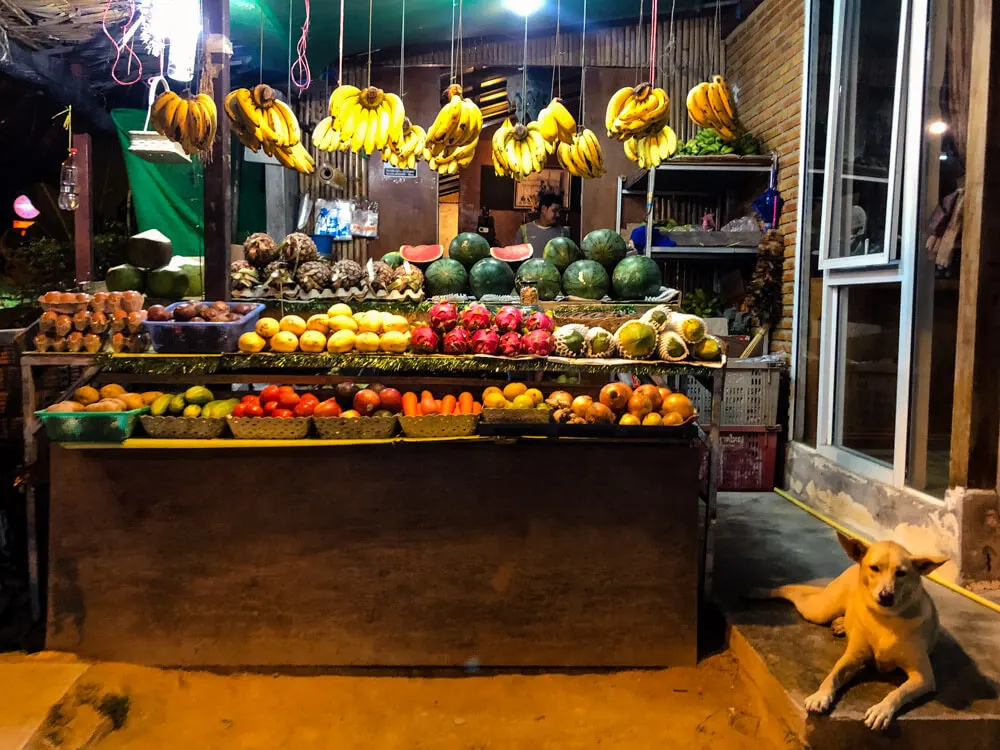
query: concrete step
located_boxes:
[0,653,90,749]
[714,492,1000,750]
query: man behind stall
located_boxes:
[516,192,568,257]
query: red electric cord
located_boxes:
[103,0,142,86]
[649,0,659,86]
[291,0,312,91]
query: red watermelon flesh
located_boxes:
[490,244,534,263]
[400,244,445,264]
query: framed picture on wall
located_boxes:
[514,169,570,209]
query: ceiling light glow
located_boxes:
[503,0,543,16]
[928,120,948,135]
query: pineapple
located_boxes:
[243,232,279,267]
[230,260,259,290]
[330,259,365,292]
[263,261,294,292]
[367,261,395,294]
[295,260,332,293]
[279,232,320,264]
[388,263,424,294]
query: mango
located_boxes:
[121,393,145,410]
[73,386,100,406]
[47,401,83,413]
[141,391,165,405]
[99,383,126,400]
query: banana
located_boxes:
[384,93,405,145]
[661,125,678,157]
[712,75,739,122]
[548,98,576,140]
[687,83,716,129]
[706,83,734,131]
[350,107,368,152]
[606,86,633,135]
[329,85,360,118]
[362,107,378,154]
[272,99,301,146]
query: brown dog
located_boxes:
[768,533,947,730]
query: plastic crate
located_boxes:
[684,362,782,427]
[35,407,149,443]
[717,426,780,491]
[144,302,264,353]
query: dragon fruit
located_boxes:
[409,326,440,354]
[442,327,471,354]
[522,311,555,334]
[494,305,523,334]
[499,331,523,357]
[461,303,493,333]
[470,327,501,355]
[522,329,555,356]
[429,301,459,333]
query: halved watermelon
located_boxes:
[400,244,445,265]
[490,243,534,263]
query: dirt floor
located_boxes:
[83,652,772,750]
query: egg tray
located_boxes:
[140,415,228,440]
[313,415,398,440]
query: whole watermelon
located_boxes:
[515,259,562,301]
[612,256,663,299]
[449,233,491,270]
[542,236,581,272]
[469,257,516,298]
[562,260,610,300]
[581,229,627,269]
[424,258,469,297]
[381,251,404,269]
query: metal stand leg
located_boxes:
[703,368,725,600]
[20,358,40,622]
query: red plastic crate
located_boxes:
[717,426,780,491]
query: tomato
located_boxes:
[293,401,316,417]
[232,404,245,418]
[313,399,342,418]
[271,408,293,418]
[299,392,319,405]
[278,391,301,408]
[278,385,295,393]
[262,400,278,415]
[241,394,260,406]
[243,403,264,418]
[259,385,281,404]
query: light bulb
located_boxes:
[928,120,948,135]
[503,0,543,16]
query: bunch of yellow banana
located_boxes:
[323,84,406,156]
[686,75,742,141]
[381,119,427,169]
[150,91,218,155]
[555,129,605,179]
[224,86,313,174]
[537,98,577,151]
[623,124,679,169]
[424,84,483,160]
[605,82,671,141]
[491,119,548,180]
[425,138,478,176]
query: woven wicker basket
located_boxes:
[398,414,479,438]
[226,416,311,440]
[550,310,639,331]
[313,415,398,440]
[480,408,551,424]
[140,415,228,439]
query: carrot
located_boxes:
[472,401,483,415]
[440,394,457,416]
[421,393,439,414]
[402,392,419,417]
[458,392,474,415]
[434,399,442,413]
[421,390,434,401]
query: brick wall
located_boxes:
[726,0,805,353]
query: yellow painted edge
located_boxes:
[773,487,1000,616]
[59,435,497,449]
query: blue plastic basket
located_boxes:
[35,407,149,443]
[144,302,264,353]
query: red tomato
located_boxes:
[263,400,278,415]
[278,385,295,393]
[278,391,301,408]
[293,401,316,417]
[259,385,281,404]
[299,393,319,405]
[232,404,245,418]
[313,399,342,418]
[241,394,260,406]
[243,404,264,417]
[271,408,293,418]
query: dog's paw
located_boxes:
[864,701,896,731]
[804,689,835,714]
[830,617,846,637]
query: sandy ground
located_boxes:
[86,652,772,750]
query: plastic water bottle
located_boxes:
[58,148,79,211]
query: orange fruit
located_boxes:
[306,314,331,334]
[663,393,695,420]
[662,412,685,426]
[657,386,672,404]
[483,386,503,400]
[279,315,308,336]
[642,412,663,426]
[484,392,508,409]
[238,331,267,353]
[503,382,528,401]
[525,388,544,407]
[635,384,663,412]
[255,317,280,339]
[627,392,653,418]
[571,395,594,418]
[269,331,299,353]
[619,413,641,426]
[299,330,327,353]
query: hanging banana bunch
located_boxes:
[556,129,606,179]
[537,98,576,152]
[491,119,548,181]
[423,84,483,169]
[686,75,743,142]
[381,119,427,169]
[224,85,314,174]
[605,82,671,141]
[150,91,218,155]
[623,125,679,169]
[317,84,406,156]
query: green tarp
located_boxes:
[111,108,205,257]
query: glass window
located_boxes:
[834,283,902,464]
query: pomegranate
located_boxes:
[461,303,492,333]
[522,329,555,356]
[494,306,523,334]
[499,331,523,357]
[429,301,459,333]
[522,311,555,334]
[442,327,471,354]
[409,326,440,353]
[470,328,501,355]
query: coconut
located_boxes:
[127,229,173,270]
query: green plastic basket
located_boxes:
[35,407,149,443]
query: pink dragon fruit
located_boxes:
[429,301,459,333]
[499,331,523,357]
[461,303,493,333]
[470,327,501,355]
[522,311,555,334]
[409,326,440,354]
[442,327,471,354]
[494,305,523,334]
[522,329,555,356]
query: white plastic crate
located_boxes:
[683,362,783,427]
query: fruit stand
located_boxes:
[22,299,725,668]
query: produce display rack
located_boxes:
[20,349,726,660]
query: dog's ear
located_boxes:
[837,532,868,563]
[911,555,948,576]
